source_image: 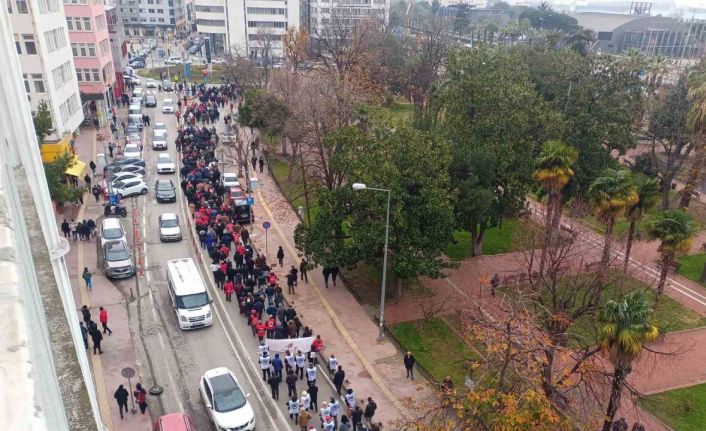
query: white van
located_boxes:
[165,258,213,330]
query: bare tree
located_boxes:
[282,26,309,71]
[223,46,261,92]
[406,16,449,108]
[315,16,383,77]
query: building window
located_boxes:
[92,68,100,81]
[38,0,60,13]
[99,38,109,55]
[14,34,21,54]
[195,19,225,27]
[7,0,13,14]
[52,61,73,89]
[32,74,45,93]
[44,28,67,53]
[16,0,28,14]
[96,14,106,31]
[247,21,286,28]
[59,94,79,123]
[247,7,286,15]
[195,5,223,13]
[156,8,162,12]
[23,35,37,54]
[71,42,96,57]
[63,0,88,4]
[22,74,30,93]
[83,17,92,30]
[157,17,164,22]
[148,8,153,12]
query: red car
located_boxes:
[228,186,246,201]
[153,413,195,431]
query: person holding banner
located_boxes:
[285,350,296,373]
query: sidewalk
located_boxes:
[241,152,430,424]
[57,127,152,431]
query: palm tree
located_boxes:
[599,290,659,431]
[623,175,659,272]
[679,63,706,209]
[647,209,696,304]
[646,55,670,94]
[534,140,578,275]
[620,48,646,78]
[588,169,639,266]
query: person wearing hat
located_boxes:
[300,390,311,411]
[297,407,311,431]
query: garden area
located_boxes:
[642,383,706,430]
[388,317,483,386]
[138,65,230,83]
[677,253,706,287]
[444,218,530,260]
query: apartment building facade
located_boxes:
[303,0,388,37]
[64,0,116,120]
[118,0,187,36]
[6,0,83,139]
[106,4,127,99]
[194,0,300,60]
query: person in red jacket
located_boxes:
[267,272,278,287]
[99,306,112,335]
[256,320,267,341]
[266,315,276,338]
[250,311,260,337]
[224,280,234,302]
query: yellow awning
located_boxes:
[65,158,86,177]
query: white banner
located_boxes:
[264,336,315,353]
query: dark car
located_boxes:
[129,60,145,69]
[162,80,174,91]
[110,157,146,168]
[145,94,157,107]
[155,179,176,203]
[232,200,253,224]
[109,164,145,175]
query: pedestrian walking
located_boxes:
[306,362,317,387]
[79,321,89,350]
[329,397,340,427]
[82,267,93,291]
[299,258,309,283]
[285,350,296,373]
[322,415,335,431]
[258,156,264,173]
[351,404,363,429]
[344,388,356,416]
[99,306,113,335]
[287,270,297,294]
[61,219,70,238]
[295,350,306,379]
[224,279,234,302]
[114,384,129,419]
[251,156,257,171]
[84,173,92,188]
[89,160,96,176]
[108,141,115,158]
[322,267,331,288]
[298,408,311,431]
[286,369,298,398]
[333,366,345,395]
[339,415,351,431]
[89,324,103,354]
[277,246,285,267]
[300,390,311,411]
[490,273,500,297]
[70,219,78,241]
[81,304,92,324]
[267,373,281,400]
[287,397,300,422]
[134,383,148,414]
[272,352,284,377]
[331,266,339,287]
[328,354,338,377]
[404,351,415,379]
[260,351,272,380]
[364,397,377,427]
[319,402,331,426]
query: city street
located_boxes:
[95,86,340,430]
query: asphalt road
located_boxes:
[107,88,340,430]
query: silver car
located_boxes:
[159,213,182,242]
[103,240,135,278]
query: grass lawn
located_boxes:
[389,317,482,386]
[642,383,706,430]
[677,254,706,286]
[445,218,527,260]
[387,103,415,120]
[268,156,319,224]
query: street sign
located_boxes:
[121,367,136,379]
[263,221,271,230]
[247,197,254,206]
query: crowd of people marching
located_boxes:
[176,82,384,431]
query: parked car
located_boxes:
[228,186,246,201]
[113,178,148,198]
[145,79,157,88]
[165,57,182,65]
[222,172,239,189]
[145,94,157,107]
[109,164,145,176]
[100,218,127,248]
[158,213,182,242]
[111,156,145,167]
[152,413,195,431]
[103,240,135,279]
[129,60,145,69]
[153,131,168,150]
[126,123,141,135]
[212,57,226,65]
[200,368,255,431]
[188,44,202,55]
[155,179,176,203]
[129,77,142,86]
[156,153,175,173]
[128,104,142,115]
[123,143,141,159]
[110,171,143,185]
[124,66,135,77]
[162,98,175,114]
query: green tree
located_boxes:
[238,89,289,136]
[599,290,659,431]
[33,100,53,145]
[534,140,578,274]
[681,63,706,208]
[587,169,638,266]
[43,152,84,205]
[440,47,558,256]
[623,175,659,272]
[647,209,696,304]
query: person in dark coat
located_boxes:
[333,366,345,395]
[331,266,339,287]
[258,156,264,173]
[277,246,285,267]
[364,397,377,427]
[351,405,364,429]
[322,267,331,288]
[90,324,103,354]
[299,258,309,283]
[404,351,416,379]
[114,384,129,419]
[286,369,298,398]
[79,321,89,349]
[81,304,92,324]
[308,384,318,411]
[134,383,148,414]
[268,373,281,400]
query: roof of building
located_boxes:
[571,12,642,33]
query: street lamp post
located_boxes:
[352,182,391,342]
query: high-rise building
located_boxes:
[106,5,128,101]
[303,0,388,38]
[194,0,300,61]
[118,0,188,37]
[64,0,117,122]
[6,0,83,140]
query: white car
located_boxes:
[162,98,175,114]
[222,172,239,189]
[113,178,148,198]
[153,130,168,150]
[100,218,127,248]
[154,122,167,134]
[158,213,182,242]
[200,368,255,431]
[165,56,182,65]
[130,77,142,86]
[145,79,157,88]
[156,153,175,174]
[124,66,135,77]
[212,57,226,65]
[110,171,143,185]
[123,143,141,159]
